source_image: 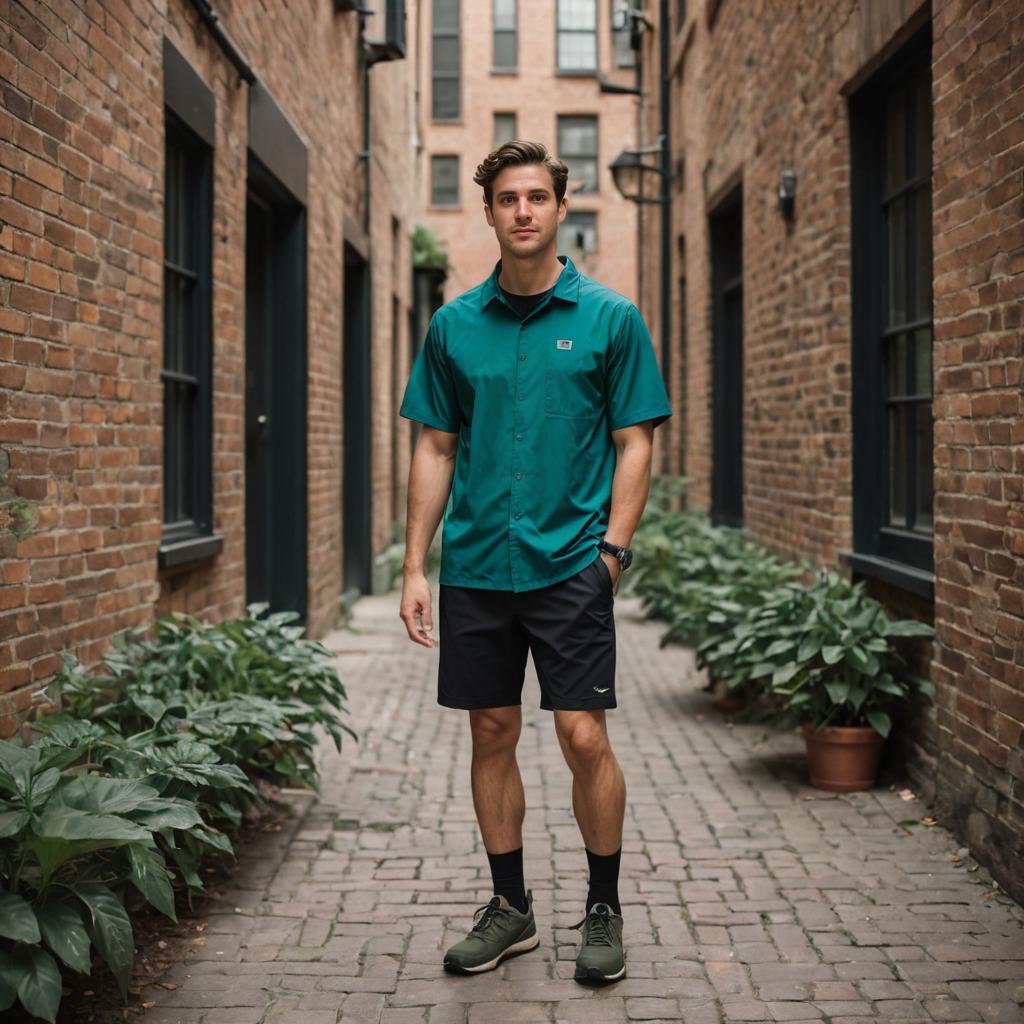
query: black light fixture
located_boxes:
[609,137,668,205]
[778,168,797,220]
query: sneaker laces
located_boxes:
[470,896,512,936]
[570,903,614,946]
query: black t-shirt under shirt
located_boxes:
[500,283,554,320]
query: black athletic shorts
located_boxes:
[437,552,616,711]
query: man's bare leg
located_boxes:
[469,705,525,852]
[554,708,625,921]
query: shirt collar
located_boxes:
[480,253,581,311]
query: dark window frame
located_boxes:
[849,24,933,596]
[160,108,220,567]
[558,113,599,194]
[432,0,461,120]
[558,209,598,257]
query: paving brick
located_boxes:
[110,592,1024,1024]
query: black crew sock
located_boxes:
[585,846,622,915]
[486,846,529,914]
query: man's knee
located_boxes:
[469,706,521,757]
[556,712,611,768]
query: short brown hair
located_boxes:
[473,140,569,207]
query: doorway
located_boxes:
[244,156,308,623]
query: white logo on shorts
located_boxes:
[593,686,610,693]
[556,338,573,350]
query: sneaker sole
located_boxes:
[442,931,540,974]
[574,962,626,984]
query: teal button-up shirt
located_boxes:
[400,254,672,592]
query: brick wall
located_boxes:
[928,0,1024,900]
[0,0,417,737]
[418,0,641,308]
[638,0,1023,901]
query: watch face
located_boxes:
[622,549,633,570]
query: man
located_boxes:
[398,140,671,985]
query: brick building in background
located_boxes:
[419,0,643,305]
[636,0,1023,899]
[0,0,423,735]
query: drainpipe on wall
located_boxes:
[658,0,671,467]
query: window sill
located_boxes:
[490,67,518,75]
[841,551,934,601]
[428,203,462,212]
[431,118,463,126]
[159,532,224,570]
[555,68,598,78]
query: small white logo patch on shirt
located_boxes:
[556,338,573,350]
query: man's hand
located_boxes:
[400,572,436,647]
[600,551,622,595]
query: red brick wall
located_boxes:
[639,0,1023,901]
[928,0,1024,898]
[0,0,416,738]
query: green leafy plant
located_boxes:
[0,740,203,1022]
[29,717,254,901]
[698,572,935,735]
[53,603,357,790]
[412,223,451,271]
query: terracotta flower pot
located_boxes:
[801,723,885,792]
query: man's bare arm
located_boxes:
[399,426,458,646]
[601,421,655,588]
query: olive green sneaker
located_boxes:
[442,891,539,974]
[571,902,625,983]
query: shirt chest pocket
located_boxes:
[543,348,603,420]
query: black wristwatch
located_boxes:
[599,539,633,570]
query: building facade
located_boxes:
[419,0,645,304]
[637,0,1023,900]
[0,0,421,736]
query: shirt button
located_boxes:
[514,511,522,519]
[517,394,524,401]
[520,354,527,361]
[516,434,523,441]
[515,471,522,479]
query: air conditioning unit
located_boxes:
[336,0,406,64]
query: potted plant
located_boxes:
[753,572,934,790]
[696,572,934,790]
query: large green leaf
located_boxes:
[127,797,203,831]
[127,843,176,920]
[821,644,845,665]
[29,768,62,808]
[0,892,40,943]
[4,945,62,1024]
[76,883,135,1000]
[33,808,151,843]
[36,896,92,974]
[771,663,800,686]
[0,808,29,838]
[58,775,159,815]
[824,680,850,704]
[866,709,891,738]
[0,741,38,798]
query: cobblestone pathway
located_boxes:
[149,590,1024,1024]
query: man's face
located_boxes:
[484,163,567,257]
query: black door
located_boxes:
[245,158,308,623]
[342,242,372,595]
[710,193,744,527]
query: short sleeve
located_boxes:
[399,315,460,433]
[604,303,673,430]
